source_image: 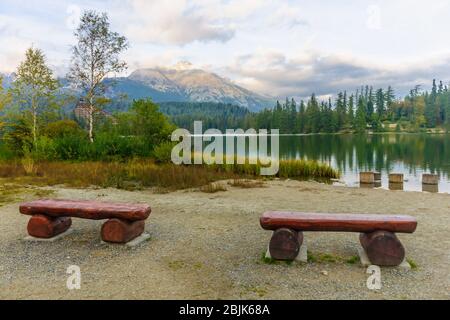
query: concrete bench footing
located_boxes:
[265,243,308,263]
[358,247,411,270]
[102,232,151,248]
[23,229,74,242]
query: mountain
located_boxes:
[0,73,14,88]
[1,63,275,111]
[106,63,273,111]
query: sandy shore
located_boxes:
[0,179,449,300]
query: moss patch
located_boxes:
[308,251,359,265]
[407,258,418,270]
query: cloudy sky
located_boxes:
[1,0,450,99]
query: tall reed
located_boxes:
[0,158,339,190]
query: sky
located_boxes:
[2,0,450,99]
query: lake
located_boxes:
[279,134,450,194]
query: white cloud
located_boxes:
[194,0,266,20]
[124,0,235,45]
[228,49,450,98]
[2,0,450,99]
[268,3,308,28]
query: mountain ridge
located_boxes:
[2,65,275,111]
[110,66,273,111]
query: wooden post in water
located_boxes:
[374,172,382,181]
[360,172,375,184]
[389,182,404,191]
[422,184,439,193]
[389,173,404,183]
[388,173,404,190]
[422,174,439,185]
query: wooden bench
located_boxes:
[260,212,418,266]
[20,199,152,244]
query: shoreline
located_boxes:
[185,131,450,137]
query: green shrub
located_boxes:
[153,142,175,163]
[33,136,57,160]
[3,118,33,155]
[53,134,90,160]
[42,120,83,139]
[0,142,14,160]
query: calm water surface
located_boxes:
[279,134,450,194]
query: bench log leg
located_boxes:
[27,214,72,239]
[101,219,145,244]
[269,228,304,261]
[360,231,405,266]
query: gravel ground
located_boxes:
[0,180,449,300]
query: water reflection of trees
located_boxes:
[280,134,450,178]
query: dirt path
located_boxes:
[0,180,449,299]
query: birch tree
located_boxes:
[68,10,128,142]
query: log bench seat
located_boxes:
[20,199,152,244]
[260,212,418,266]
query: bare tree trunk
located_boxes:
[89,98,94,143]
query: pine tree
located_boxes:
[289,98,297,133]
[438,81,446,125]
[343,91,348,127]
[305,94,320,133]
[366,86,374,120]
[425,79,438,127]
[336,92,346,130]
[355,96,367,132]
[375,88,385,118]
[385,86,395,121]
[438,80,444,94]
[298,100,306,133]
[348,94,355,126]
[445,92,450,129]
[273,100,283,129]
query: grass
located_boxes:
[0,160,236,190]
[0,158,339,191]
[345,255,360,265]
[307,251,338,263]
[278,159,340,180]
[260,251,276,265]
[259,251,296,266]
[0,183,55,207]
[168,260,186,271]
[0,184,25,206]
[407,258,418,270]
[239,285,268,298]
[210,158,340,180]
[307,251,359,265]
